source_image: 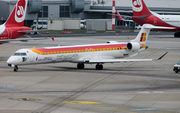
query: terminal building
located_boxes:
[0,0,180,30]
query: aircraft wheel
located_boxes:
[174,32,180,37]
[99,65,103,70]
[15,65,18,69]
[175,71,178,73]
[77,63,84,69]
[14,65,18,72]
[96,64,103,70]
[34,32,38,35]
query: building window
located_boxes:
[117,20,124,26]
[38,6,48,18]
[60,6,70,18]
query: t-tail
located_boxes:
[131,24,151,45]
[126,24,151,52]
[131,24,175,45]
[5,0,28,27]
[132,0,152,17]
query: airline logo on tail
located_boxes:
[132,0,142,12]
[140,33,146,42]
[15,0,26,23]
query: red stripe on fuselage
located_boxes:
[33,44,127,52]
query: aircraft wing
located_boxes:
[0,36,55,43]
[107,13,132,18]
[107,10,133,22]
[89,52,168,63]
[18,29,52,33]
[144,24,176,29]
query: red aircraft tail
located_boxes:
[132,0,152,17]
[5,0,28,27]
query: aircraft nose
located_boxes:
[7,56,20,64]
[7,56,14,64]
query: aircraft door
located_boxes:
[89,48,93,58]
[85,48,93,60]
[29,51,35,62]
[85,48,89,58]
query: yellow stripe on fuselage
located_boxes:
[30,48,42,54]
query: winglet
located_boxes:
[154,52,168,61]
[51,35,55,41]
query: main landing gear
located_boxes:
[96,63,103,70]
[77,63,103,70]
[174,32,180,37]
[77,63,85,69]
[14,65,18,72]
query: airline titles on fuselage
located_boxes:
[36,57,53,62]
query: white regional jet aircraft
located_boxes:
[7,24,169,72]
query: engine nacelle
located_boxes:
[127,42,142,51]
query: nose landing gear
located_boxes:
[14,65,18,72]
[8,64,19,72]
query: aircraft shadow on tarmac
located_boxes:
[13,65,160,73]
[6,83,180,94]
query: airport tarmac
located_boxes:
[0,34,180,113]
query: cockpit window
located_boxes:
[21,53,27,56]
[13,53,20,56]
[13,53,27,56]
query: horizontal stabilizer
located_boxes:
[18,29,53,33]
[143,24,175,29]
[0,37,53,43]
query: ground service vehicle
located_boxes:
[173,60,180,73]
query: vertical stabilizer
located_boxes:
[5,0,28,27]
[132,0,152,17]
[131,24,151,45]
[131,24,175,44]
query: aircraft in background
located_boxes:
[7,24,168,72]
[0,0,51,44]
[132,0,180,37]
[116,10,133,22]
